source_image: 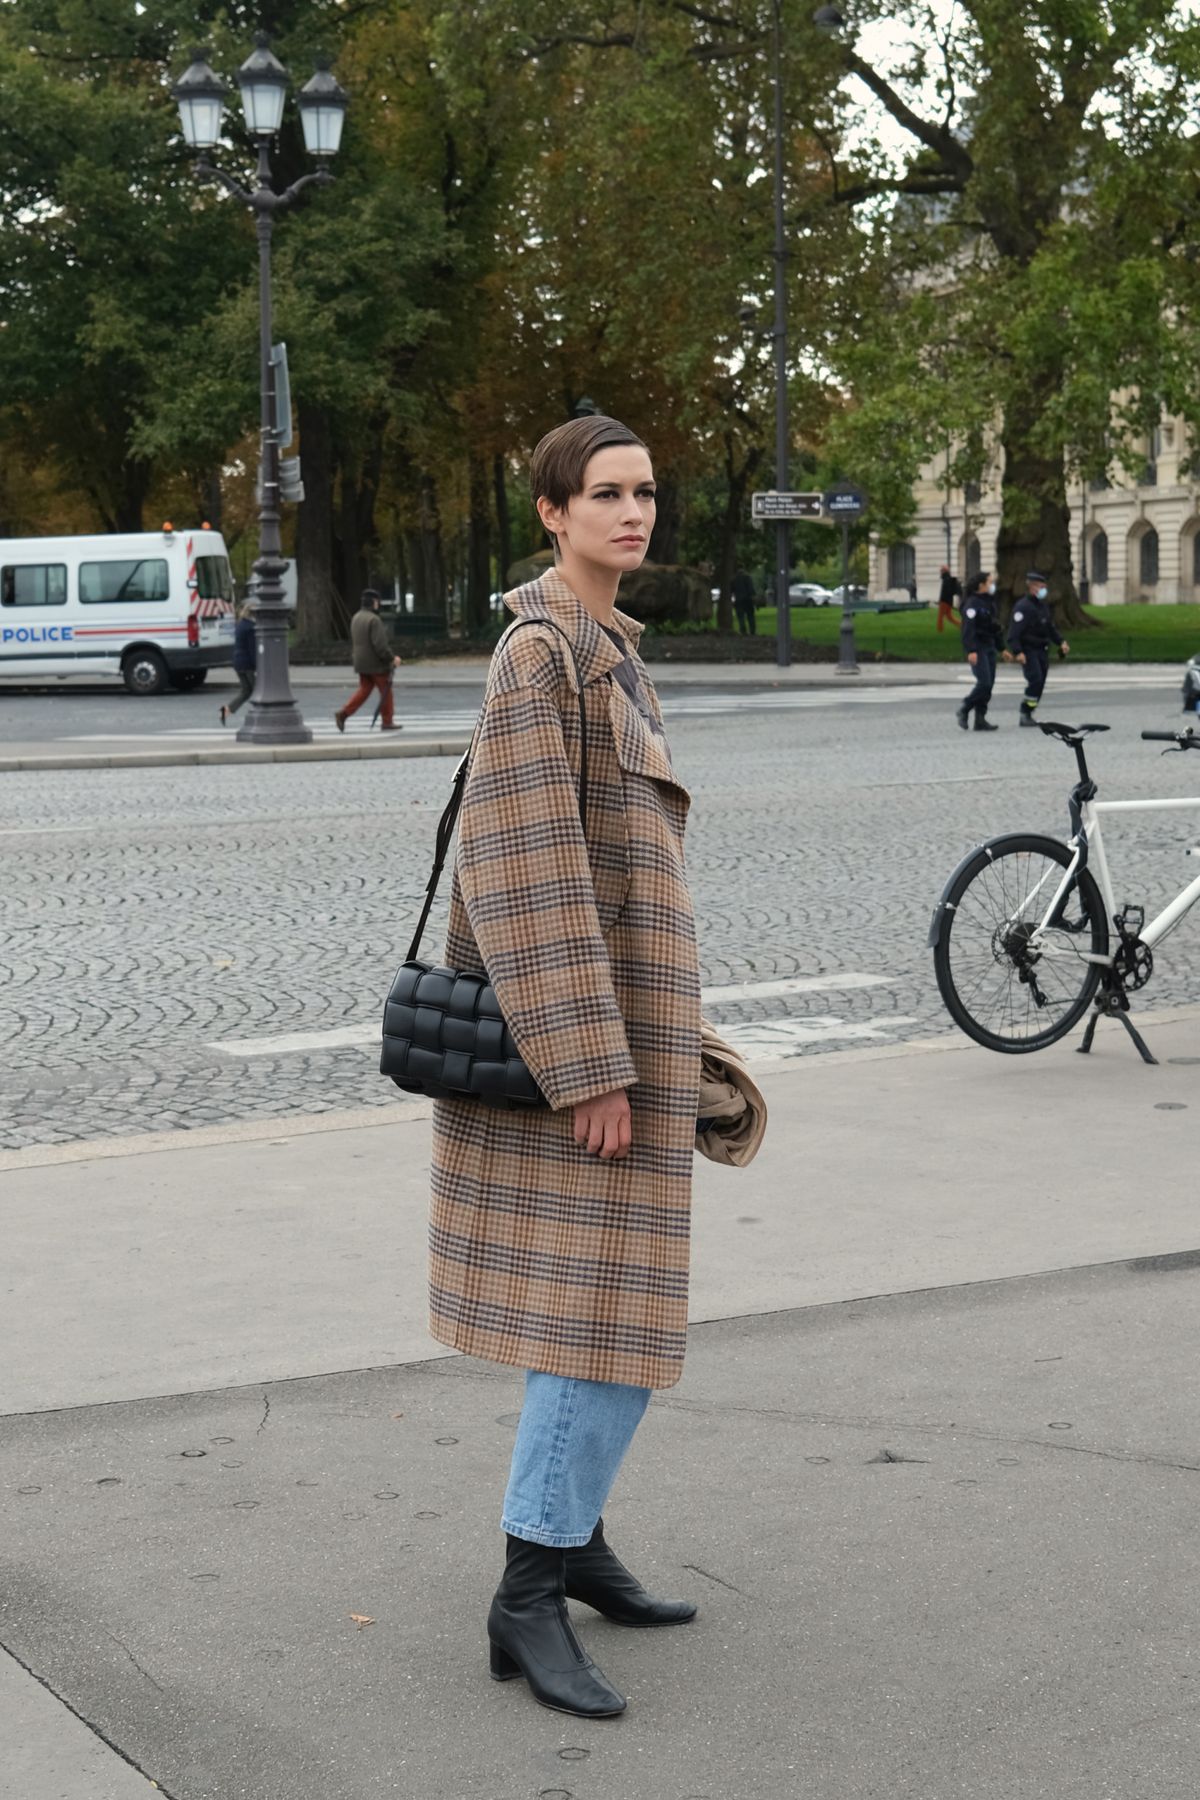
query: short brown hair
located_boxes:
[530,415,648,553]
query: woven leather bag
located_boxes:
[380,619,588,1109]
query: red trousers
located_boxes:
[936,602,961,632]
[341,673,393,725]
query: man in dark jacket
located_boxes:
[732,566,757,635]
[936,565,962,632]
[219,603,257,726]
[335,589,402,732]
[1005,569,1070,727]
[955,570,1002,732]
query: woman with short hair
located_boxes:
[430,415,701,1718]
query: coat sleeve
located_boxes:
[369,614,394,665]
[455,645,637,1112]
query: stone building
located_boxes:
[870,418,1200,605]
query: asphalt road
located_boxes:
[2,678,1198,1153]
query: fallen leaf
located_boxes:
[391,1412,404,1420]
[212,957,234,970]
[349,1613,376,1629]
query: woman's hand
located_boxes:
[574,1089,632,1161]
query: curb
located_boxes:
[0,737,471,774]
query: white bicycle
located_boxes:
[930,721,1200,1063]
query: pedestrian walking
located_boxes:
[429,415,727,1720]
[1004,569,1070,726]
[955,570,1002,732]
[218,603,257,725]
[732,565,757,634]
[936,564,962,632]
[334,589,402,732]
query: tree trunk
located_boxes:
[195,469,223,531]
[493,453,513,588]
[716,439,761,632]
[339,427,384,613]
[465,454,492,634]
[648,474,681,564]
[295,402,341,644]
[996,388,1090,630]
[114,457,150,533]
[417,473,447,619]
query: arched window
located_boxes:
[1193,533,1200,586]
[887,544,915,589]
[965,536,981,578]
[1091,530,1108,587]
[1140,528,1159,586]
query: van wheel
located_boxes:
[123,649,169,696]
[172,670,207,692]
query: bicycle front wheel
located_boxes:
[934,833,1109,1053]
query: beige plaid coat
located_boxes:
[429,570,701,1389]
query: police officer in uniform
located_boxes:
[956,569,1001,731]
[1005,569,1070,727]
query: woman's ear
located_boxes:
[536,494,565,542]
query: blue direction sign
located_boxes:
[823,482,867,521]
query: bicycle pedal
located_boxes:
[1115,904,1144,940]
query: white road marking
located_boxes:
[717,1016,919,1057]
[702,972,894,1003]
[211,971,898,1058]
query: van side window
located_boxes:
[1,564,68,607]
[79,559,170,604]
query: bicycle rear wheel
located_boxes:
[933,833,1109,1052]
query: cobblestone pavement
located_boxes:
[3,686,1199,1150]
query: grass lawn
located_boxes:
[747,602,1200,663]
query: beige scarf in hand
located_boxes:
[696,1018,768,1167]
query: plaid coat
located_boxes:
[429,570,701,1389]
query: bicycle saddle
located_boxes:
[1036,721,1110,743]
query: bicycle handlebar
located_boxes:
[1141,729,1199,745]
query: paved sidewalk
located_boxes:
[3,1015,1199,1798]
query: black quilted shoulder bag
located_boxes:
[379,618,588,1108]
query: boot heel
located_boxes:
[489,1640,520,1681]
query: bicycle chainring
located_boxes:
[1117,938,1153,991]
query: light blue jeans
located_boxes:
[501,1371,652,1548]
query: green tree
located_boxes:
[808,0,1200,619]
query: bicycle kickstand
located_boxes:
[1077,981,1158,1066]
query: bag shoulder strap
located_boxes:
[406,617,589,962]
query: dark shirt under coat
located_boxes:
[938,572,962,608]
[1006,593,1063,655]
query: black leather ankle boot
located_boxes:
[564,1518,697,1627]
[487,1534,626,1717]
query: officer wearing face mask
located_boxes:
[956,570,1002,731]
[1004,569,1070,727]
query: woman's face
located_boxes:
[538,445,656,574]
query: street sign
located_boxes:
[823,481,867,522]
[270,342,293,448]
[751,490,823,521]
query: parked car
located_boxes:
[829,583,870,607]
[788,582,835,607]
[1183,651,1200,714]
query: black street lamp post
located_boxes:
[171,39,347,746]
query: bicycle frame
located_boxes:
[1029,795,1200,965]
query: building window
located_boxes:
[965,536,981,578]
[1,563,67,607]
[1090,531,1108,587]
[78,559,170,605]
[964,481,982,505]
[1193,534,1200,586]
[887,544,915,589]
[1139,529,1159,586]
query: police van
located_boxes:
[0,525,237,694]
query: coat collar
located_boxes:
[503,568,645,688]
